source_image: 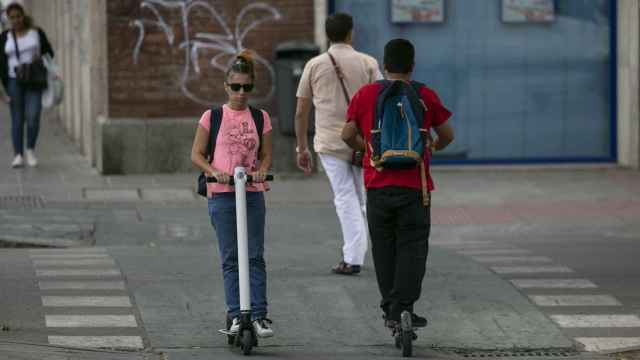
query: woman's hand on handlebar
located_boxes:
[208,168,230,184]
[250,170,267,183]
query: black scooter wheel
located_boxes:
[241,329,253,355]
[400,311,413,357]
[402,330,412,357]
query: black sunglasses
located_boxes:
[226,83,254,93]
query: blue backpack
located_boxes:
[370,80,429,169]
[370,80,432,206]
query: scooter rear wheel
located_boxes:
[400,311,413,357]
[401,330,412,357]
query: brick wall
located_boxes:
[108,0,315,118]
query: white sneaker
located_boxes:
[11,154,24,168]
[253,318,274,338]
[229,317,240,334]
[25,149,38,167]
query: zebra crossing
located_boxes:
[29,247,144,350]
[436,240,640,353]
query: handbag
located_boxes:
[41,54,64,108]
[197,172,207,197]
[12,30,47,90]
[328,52,363,167]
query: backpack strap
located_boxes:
[207,106,264,163]
[373,80,394,130]
[207,107,223,162]
[409,81,431,207]
[405,81,426,122]
[249,106,264,159]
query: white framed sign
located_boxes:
[391,0,444,24]
[502,0,555,23]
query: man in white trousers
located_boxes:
[294,12,383,275]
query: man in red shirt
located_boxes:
[341,38,454,328]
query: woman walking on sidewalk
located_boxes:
[190,51,275,338]
[0,2,54,168]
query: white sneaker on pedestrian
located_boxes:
[252,318,274,338]
[229,317,240,334]
[25,149,38,167]
[11,154,24,168]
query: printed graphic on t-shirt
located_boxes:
[225,120,258,171]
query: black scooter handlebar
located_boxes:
[206,174,274,185]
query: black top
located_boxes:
[0,27,54,91]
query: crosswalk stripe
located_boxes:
[32,259,116,267]
[42,296,131,307]
[36,269,121,277]
[30,248,107,255]
[510,279,598,289]
[471,256,552,263]
[575,337,640,352]
[551,315,640,328]
[45,315,138,327]
[29,254,111,259]
[529,295,621,306]
[48,336,143,349]
[458,249,532,256]
[38,281,126,290]
[491,266,574,274]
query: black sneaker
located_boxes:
[411,313,428,328]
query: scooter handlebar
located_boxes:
[206,174,274,185]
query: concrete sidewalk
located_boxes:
[2,106,639,359]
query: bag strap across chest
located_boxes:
[327,52,350,104]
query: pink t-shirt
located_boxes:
[198,104,273,195]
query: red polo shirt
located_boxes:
[346,82,452,191]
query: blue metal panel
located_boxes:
[329,0,617,164]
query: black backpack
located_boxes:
[196,106,264,197]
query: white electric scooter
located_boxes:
[209,167,273,356]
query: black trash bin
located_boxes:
[274,41,320,136]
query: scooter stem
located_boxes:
[234,167,251,312]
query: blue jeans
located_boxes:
[7,78,43,155]
[208,191,267,320]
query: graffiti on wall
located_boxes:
[131,0,282,105]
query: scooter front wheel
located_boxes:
[241,329,253,355]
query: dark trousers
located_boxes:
[366,186,431,321]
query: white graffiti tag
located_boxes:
[131,0,282,105]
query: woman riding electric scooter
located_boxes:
[190,50,274,343]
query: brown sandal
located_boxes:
[331,261,361,275]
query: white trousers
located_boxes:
[319,153,368,265]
